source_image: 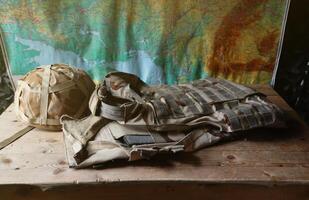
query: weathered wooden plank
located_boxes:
[0,149,308,170]
[0,165,309,185]
[1,183,309,200]
[0,129,63,154]
[249,84,279,96]
[267,96,294,112]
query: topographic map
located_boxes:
[0,0,288,112]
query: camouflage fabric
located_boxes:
[15,64,95,130]
[0,71,13,114]
[62,72,284,168]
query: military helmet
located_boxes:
[14,64,95,130]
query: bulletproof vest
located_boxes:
[62,72,284,168]
[89,72,280,133]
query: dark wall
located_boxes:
[275,0,309,123]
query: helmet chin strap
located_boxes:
[0,125,34,150]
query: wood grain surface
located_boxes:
[0,85,308,200]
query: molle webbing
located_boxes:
[95,72,260,130]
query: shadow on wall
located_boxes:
[0,39,13,113]
[275,0,309,123]
[0,70,13,114]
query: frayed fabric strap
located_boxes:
[40,65,51,125]
[0,126,34,150]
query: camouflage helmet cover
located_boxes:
[14,64,95,130]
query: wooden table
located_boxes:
[0,85,308,200]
